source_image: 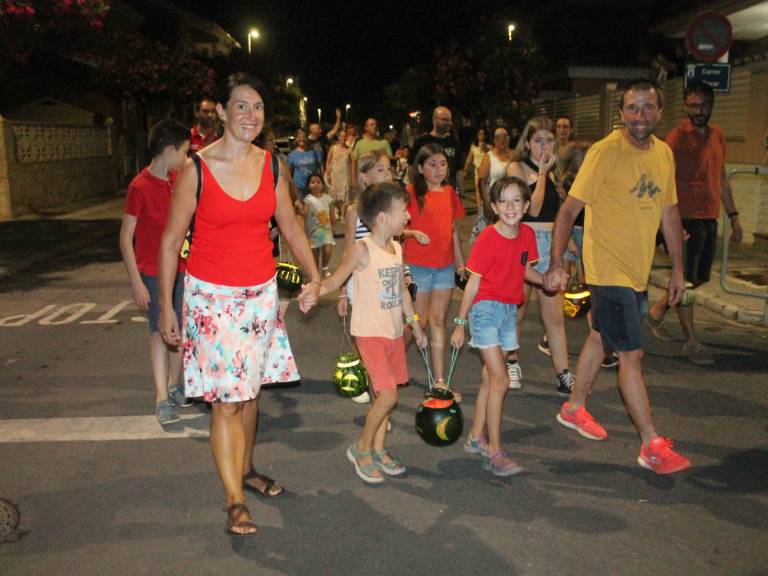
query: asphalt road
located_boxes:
[1,219,767,576]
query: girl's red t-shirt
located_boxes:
[403,184,465,268]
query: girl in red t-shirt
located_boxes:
[404,143,466,399]
[451,176,542,476]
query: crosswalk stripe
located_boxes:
[0,413,210,443]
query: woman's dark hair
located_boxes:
[411,143,446,212]
[148,118,190,157]
[214,72,269,112]
[358,182,409,230]
[486,176,531,223]
[473,128,488,147]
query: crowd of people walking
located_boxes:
[119,70,743,536]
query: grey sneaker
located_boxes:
[463,433,489,456]
[643,314,673,341]
[683,342,714,365]
[556,369,576,397]
[156,399,180,427]
[482,450,524,477]
[506,361,522,390]
[169,385,193,407]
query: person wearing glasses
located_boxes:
[646,81,743,366]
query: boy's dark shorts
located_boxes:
[588,285,648,353]
[140,272,184,333]
[682,218,718,287]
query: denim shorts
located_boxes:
[408,263,455,292]
[468,299,519,351]
[589,285,648,352]
[141,272,184,333]
[565,226,584,262]
[532,230,552,273]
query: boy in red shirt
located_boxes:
[451,176,542,476]
[119,119,190,428]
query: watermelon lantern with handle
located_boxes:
[414,346,463,446]
[333,352,369,398]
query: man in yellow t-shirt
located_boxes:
[544,79,691,475]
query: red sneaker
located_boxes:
[637,437,692,475]
[556,402,608,441]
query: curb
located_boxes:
[649,270,767,326]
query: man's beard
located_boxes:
[688,112,710,127]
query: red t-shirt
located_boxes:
[466,224,538,305]
[403,184,465,268]
[665,119,726,220]
[189,125,219,155]
[186,153,276,286]
[124,168,183,275]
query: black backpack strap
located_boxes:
[270,151,279,190]
[189,153,203,234]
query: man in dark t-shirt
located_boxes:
[410,106,463,191]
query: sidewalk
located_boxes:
[0,192,127,279]
[2,190,766,326]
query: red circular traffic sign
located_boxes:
[687,11,733,62]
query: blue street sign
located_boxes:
[684,63,732,92]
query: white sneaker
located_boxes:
[351,391,371,404]
[506,361,522,389]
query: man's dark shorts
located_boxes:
[682,218,718,287]
[140,272,184,333]
[588,285,648,352]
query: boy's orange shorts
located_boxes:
[355,336,409,393]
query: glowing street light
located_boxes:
[247,28,260,54]
[317,108,322,124]
[507,23,516,42]
[286,77,294,87]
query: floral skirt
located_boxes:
[182,274,299,403]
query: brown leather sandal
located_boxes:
[243,468,286,498]
[225,502,258,537]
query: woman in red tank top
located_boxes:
[157,73,321,537]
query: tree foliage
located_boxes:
[385,14,545,127]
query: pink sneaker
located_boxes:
[556,402,608,441]
[638,437,692,475]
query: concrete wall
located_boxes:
[0,116,118,219]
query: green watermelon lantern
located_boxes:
[334,353,369,398]
[415,388,463,446]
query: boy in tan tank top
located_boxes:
[321,182,427,484]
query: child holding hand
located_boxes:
[321,182,427,483]
[451,177,542,476]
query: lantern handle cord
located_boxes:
[418,346,436,390]
[340,314,355,356]
[445,345,460,390]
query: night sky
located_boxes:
[178,0,707,119]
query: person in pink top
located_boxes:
[120,119,190,428]
[321,182,427,484]
[404,143,466,399]
[157,72,320,537]
[451,176,542,476]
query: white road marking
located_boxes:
[0,413,210,443]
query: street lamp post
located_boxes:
[317,108,322,125]
[507,23,516,42]
[286,77,294,87]
[247,28,260,54]
[345,103,351,121]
